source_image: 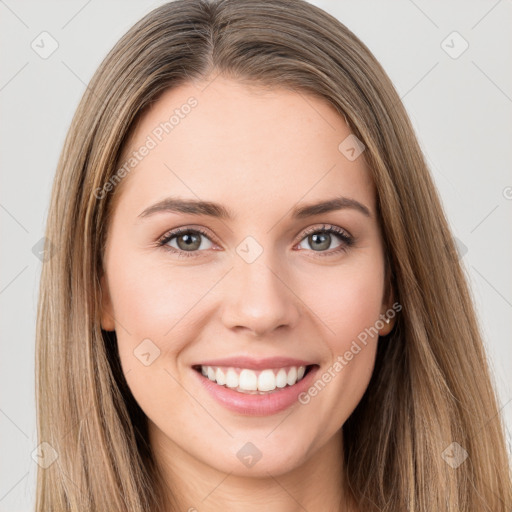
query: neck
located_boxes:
[149,424,354,512]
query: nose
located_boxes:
[220,254,301,338]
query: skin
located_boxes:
[100,75,395,512]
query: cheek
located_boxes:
[106,249,216,350]
[295,260,384,417]
[308,260,385,349]
[108,256,203,423]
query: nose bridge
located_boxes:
[221,238,300,336]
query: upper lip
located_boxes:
[192,356,316,370]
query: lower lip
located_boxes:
[192,365,320,416]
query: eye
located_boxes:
[157,224,354,258]
[157,226,215,258]
[295,224,354,257]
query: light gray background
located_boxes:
[1,1,511,510]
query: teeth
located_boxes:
[225,368,239,388]
[258,369,276,392]
[199,365,308,392]
[276,368,288,388]
[239,369,258,390]
[215,367,226,386]
[287,366,297,386]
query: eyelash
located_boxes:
[156,224,355,259]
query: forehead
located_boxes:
[114,76,375,220]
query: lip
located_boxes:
[191,356,315,370]
[192,364,320,416]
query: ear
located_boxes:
[378,275,396,336]
[100,272,116,332]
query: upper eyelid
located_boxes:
[300,224,352,239]
[158,225,216,245]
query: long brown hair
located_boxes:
[35,0,512,510]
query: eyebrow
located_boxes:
[138,195,371,220]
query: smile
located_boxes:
[191,361,320,416]
[193,364,312,394]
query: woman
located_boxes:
[35,0,512,510]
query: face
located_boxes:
[100,76,394,479]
